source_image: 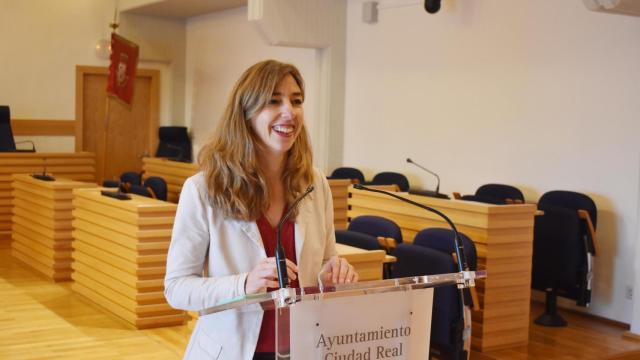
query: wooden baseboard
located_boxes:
[531,298,630,330]
[623,331,640,342]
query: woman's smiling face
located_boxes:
[250,74,304,156]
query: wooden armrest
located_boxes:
[452,253,481,311]
[578,209,598,255]
[377,236,397,252]
[452,192,462,200]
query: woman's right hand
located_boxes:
[245,257,298,295]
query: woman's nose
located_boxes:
[280,101,294,118]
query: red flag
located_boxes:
[107,33,139,105]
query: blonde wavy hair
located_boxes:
[197,60,314,221]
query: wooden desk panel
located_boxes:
[0,152,95,242]
[10,174,95,281]
[328,179,350,230]
[71,188,186,329]
[348,188,536,352]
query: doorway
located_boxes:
[75,66,159,183]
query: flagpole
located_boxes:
[102,4,118,184]
[101,96,111,183]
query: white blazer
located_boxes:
[164,168,337,360]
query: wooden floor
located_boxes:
[2,242,640,360]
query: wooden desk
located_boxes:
[328,179,350,230]
[0,152,95,242]
[141,157,197,203]
[336,243,395,281]
[348,188,536,352]
[71,188,187,329]
[10,174,95,281]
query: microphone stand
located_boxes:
[406,158,449,199]
[275,185,314,289]
[354,183,468,273]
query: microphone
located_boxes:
[353,183,468,273]
[276,185,315,288]
[32,156,55,181]
[406,158,448,199]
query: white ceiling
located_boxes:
[122,0,247,19]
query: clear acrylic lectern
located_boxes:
[198,270,486,359]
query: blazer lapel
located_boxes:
[294,199,310,264]
[238,219,265,255]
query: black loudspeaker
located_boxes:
[425,0,441,14]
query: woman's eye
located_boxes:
[292,98,303,106]
[268,98,280,105]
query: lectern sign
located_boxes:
[289,288,433,359]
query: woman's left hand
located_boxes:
[319,256,359,284]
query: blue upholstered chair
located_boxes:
[369,172,410,192]
[454,183,524,205]
[129,184,153,198]
[120,171,142,192]
[329,167,365,184]
[348,215,402,252]
[335,230,382,251]
[0,106,35,152]
[392,244,467,359]
[156,126,192,162]
[532,190,597,326]
[144,176,168,201]
[413,228,478,272]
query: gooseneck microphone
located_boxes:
[353,183,468,273]
[406,158,440,194]
[276,185,315,288]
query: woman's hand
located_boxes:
[319,256,359,285]
[245,257,298,294]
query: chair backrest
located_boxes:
[370,171,410,192]
[156,126,192,162]
[412,228,477,271]
[0,106,16,152]
[459,194,506,205]
[538,190,597,228]
[329,167,365,184]
[348,215,403,244]
[475,183,525,204]
[144,176,168,201]
[533,190,597,306]
[128,184,152,198]
[392,244,464,358]
[335,230,381,251]
[120,171,142,192]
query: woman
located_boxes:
[164,59,358,360]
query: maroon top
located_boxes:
[254,214,298,353]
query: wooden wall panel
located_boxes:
[11,119,75,136]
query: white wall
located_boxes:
[345,0,640,323]
[0,0,184,152]
[185,7,317,160]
